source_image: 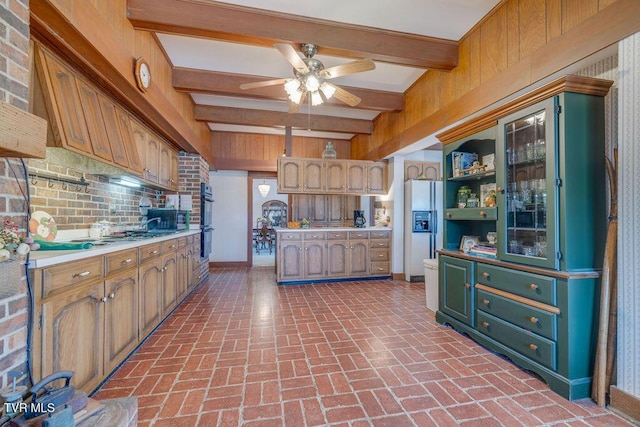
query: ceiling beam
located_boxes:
[127,0,458,70]
[173,68,404,112]
[195,105,373,134]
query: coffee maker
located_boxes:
[353,210,366,228]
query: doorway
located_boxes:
[249,173,285,267]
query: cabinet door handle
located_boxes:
[465,283,471,289]
[479,211,486,218]
[378,254,384,258]
[482,272,490,279]
[121,258,132,264]
[481,321,489,328]
[529,344,538,351]
[530,317,538,324]
[378,267,384,271]
[529,283,539,290]
[446,212,452,218]
[150,250,159,255]
[102,296,108,303]
[73,271,91,278]
[109,293,115,299]
[169,244,175,249]
[482,299,489,305]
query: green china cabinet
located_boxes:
[436,76,613,400]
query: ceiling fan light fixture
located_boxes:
[288,89,303,104]
[320,82,336,100]
[284,79,300,95]
[305,75,320,92]
[311,91,323,106]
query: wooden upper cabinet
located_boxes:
[325,160,346,193]
[404,160,440,181]
[38,49,92,155]
[278,158,303,192]
[97,94,129,169]
[367,162,388,194]
[116,109,143,175]
[346,161,367,193]
[159,143,171,188]
[76,79,114,163]
[131,119,160,184]
[303,159,324,192]
[169,149,179,191]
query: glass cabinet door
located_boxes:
[497,98,557,269]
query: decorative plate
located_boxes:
[30,211,58,242]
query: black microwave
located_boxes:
[146,208,187,232]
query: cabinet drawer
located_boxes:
[327,231,348,240]
[477,311,556,370]
[445,207,497,221]
[370,248,389,262]
[279,232,302,241]
[476,263,556,305]
[348,231,370,240]
[161,239,178,253]
[41,256,103,299]
[476,289,557,340]
[139,242,162,263]
[303,231,326,240]
[105,248,138,276]
[370,230,391,239]
[369,239,389,249]
[371,262,390,275]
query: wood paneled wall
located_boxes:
[352,0,638,161]
[212,132,351,170]
[87,0,209,145]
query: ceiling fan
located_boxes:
[240,43,375,112]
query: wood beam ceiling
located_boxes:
[173,68,404,112]
[127,0,458,70]
[194,105,373,134]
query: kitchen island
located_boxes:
[28,229,202,393]
[276,227,392,284]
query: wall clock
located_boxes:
[134,57,151,92]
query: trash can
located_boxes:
[423,258,439,312]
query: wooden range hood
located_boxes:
[0,100,47,158]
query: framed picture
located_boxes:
[459,235,480,253]
[480,183,497,207]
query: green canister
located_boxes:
[457,186,471,208]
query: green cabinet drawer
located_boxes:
[477,311,556,371]
[476,263,556,305]
[476,289,557,340]
[444,207,497,220]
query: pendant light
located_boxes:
[257,180,270,198]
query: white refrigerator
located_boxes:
[404,180,443,282]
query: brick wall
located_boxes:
[26,159,161,230]
[0,0,31,389]
[179,152,210,282]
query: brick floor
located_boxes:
[93,267,635,426]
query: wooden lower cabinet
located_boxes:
[161,252,178,315]
[327,241,349,277]
[277,229,391,284]
[138,260,163,338]
[348,240,369,276]
[104,269,139,373]
[40,282,104,392]
[32,233,201,394]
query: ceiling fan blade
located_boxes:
[274,43,309,74]
[240,78,290,90]
[328,83,361,107]
[320,59,375,79]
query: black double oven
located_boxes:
[200,183,214,258]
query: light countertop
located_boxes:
[28,229,200,268]
[276,226,392,232]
